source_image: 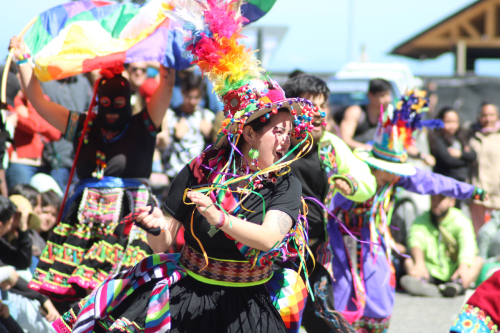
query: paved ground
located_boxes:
[388,292,470,333]
[300,291,472,333]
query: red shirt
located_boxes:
[8,95,61,160]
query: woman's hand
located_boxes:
[42,299,60,322]
[174,117,189,140]
[186,191,219,225]
[448,147,462,159]
[135,206,167,232]
[8,36,26,60]
[421,153,436,167]
[15,105,29,118]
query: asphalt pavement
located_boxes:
[388,291,471,333]
[300,291,471,333]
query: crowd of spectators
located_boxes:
[1,59,500,330]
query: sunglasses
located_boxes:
[130,67,147,74]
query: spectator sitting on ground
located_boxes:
[0,299,23,333]
[402,194,483,297]
[430,106,476,183]
[9,184,42,216]
[476,210,500,284]
[340,78,392,150]
[0,196,60,329]
[37,190,60,242]
[163,73,215,179]
[469,102,500,234]
[5,89,61,191]
[0,195,32,270]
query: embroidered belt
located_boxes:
[180,246,273,284]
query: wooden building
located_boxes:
[391,0,500,75]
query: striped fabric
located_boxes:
[70,254,186,333]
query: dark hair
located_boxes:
[288,69,305,79]
[10,184,40,208]
[41,190,62,211]
[368,78,392,94]
[432,106,469,147]
[0,196,17,224]
[282,75,330,102]
[181,74,206,97]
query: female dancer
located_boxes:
[9,36,175,301]
[53,1,316,332]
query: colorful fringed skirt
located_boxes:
[328,219,395,333]
[28,178,155,301]
[53,245,308,333]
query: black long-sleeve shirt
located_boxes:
[432,135,476,182]
[0,230,32,270]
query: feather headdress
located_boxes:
[166,0,315,143]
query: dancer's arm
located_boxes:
[187,192,292,252]
[326,132,377,202]
[146,65,175,129]
[398,168,487,201]
[135,206,183,253]
[9,37,70,133]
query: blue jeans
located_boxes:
[50,167,72,193]
[5,164,47,191]
[6,163,71,193]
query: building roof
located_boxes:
[390,0,500,59]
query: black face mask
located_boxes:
[97,75,132,131]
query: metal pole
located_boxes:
[257,27,264,63]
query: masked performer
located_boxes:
[328,91,487,333]
[8,36,175,301]
[52,1,317,332]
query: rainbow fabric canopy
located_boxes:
[24,0,276,82]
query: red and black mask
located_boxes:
[97,74,132,130]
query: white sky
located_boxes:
[3,0,498,76]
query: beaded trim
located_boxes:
[451,304,498,333]
[180,245,273,283]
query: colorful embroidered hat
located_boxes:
[354,89,442,176]
[166,0,315,145]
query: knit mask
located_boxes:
[97,74,132,131]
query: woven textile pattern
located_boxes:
[180,245,273,283]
